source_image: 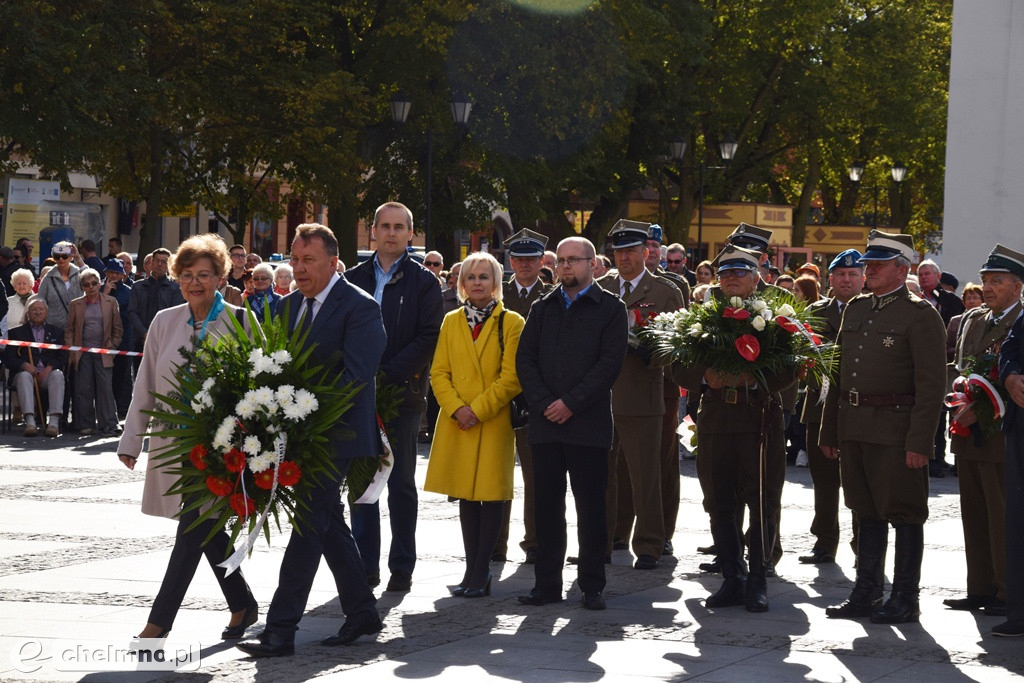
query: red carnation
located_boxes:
[724,307,750,320]
[253,469,275,490]
[206,476,233,497]
[223,448,246,473]
[229,493,256,519]
[736,334,761,362]
[278,460,302,486]
[189,444,208,471]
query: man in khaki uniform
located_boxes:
[495,228,553,564]
[821,230,946,624]
[798,249,865,565]
[597,219,684,570]
[943,245,1024,616]
[673,245,796,612]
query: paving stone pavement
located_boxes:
[1,429,1022,682]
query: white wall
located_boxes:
[943,0,1024,283]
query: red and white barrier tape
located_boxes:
[0,339,142,357]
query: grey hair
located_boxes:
[896,256,912,269]
[78,267,101,283]
[10,268,34,287]
[917,258,939,273]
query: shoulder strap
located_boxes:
[498,310,505,355]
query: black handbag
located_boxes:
[497,311,529,429]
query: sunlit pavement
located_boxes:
[1,429,1022,682]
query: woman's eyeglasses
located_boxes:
[178,272,217,284]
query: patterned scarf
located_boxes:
[464,300,497,341]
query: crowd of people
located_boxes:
[4,200,1024,653]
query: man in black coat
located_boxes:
[515,236,628,610]
[345,201,444,593]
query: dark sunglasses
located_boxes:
[666,259,683,265]
[54,254,71,260]
[424,260,442,267]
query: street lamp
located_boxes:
[847,160,907,228]
[390,92,473,250]
[670,133,738,262]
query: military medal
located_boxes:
[883,336,895,348]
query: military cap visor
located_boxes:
[979,244,1024,280]
[504,228,548,257]
[858,231,916,262]
[712,244,761,273]
[726,223,772,252]
[607,219,652,250]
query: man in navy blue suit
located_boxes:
[996,253,1024,638]
[238,224,387,657]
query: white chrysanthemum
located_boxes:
[776,303,796,318]
[292,389,319,419]
[236,397,257,419]
[751,316,766,332]
[729,296,743,307]
[213,416,237,451]
[248,451,276,473]
[283,403,304,421]
[271,350,292,364]
[253,386,275,406]
[276,385,295,404]
[241,434,262,455]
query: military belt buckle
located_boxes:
[848,390,859,406]
[724,387,738,405]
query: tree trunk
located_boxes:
[791,148,821,248]
[328,196,359,267]
[137,125,165,258]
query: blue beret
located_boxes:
[829,249,864,271]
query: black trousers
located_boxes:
[531,442,608,596]
[265,459,377,640]
[148,505,254,629]
[1006,426,1024,623]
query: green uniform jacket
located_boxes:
[502,277,553,320]
[948,302,1022,462]
[819,285,947,456]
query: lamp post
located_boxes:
[848,160,907,229]
[390,92,473,250]
[670,134,738,263]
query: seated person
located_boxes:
[6,297,67,437]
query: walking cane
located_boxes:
[26,347,45,424]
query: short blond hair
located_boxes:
[457,252,504,303]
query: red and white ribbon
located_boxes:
[945,373,1005,419]
[0,339,142,356]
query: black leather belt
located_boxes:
[704,386,767,405]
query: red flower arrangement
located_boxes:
[230,493,256,519]
[253,469,275,490]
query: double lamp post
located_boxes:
[670,134,738,263]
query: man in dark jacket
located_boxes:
[516,236,628,610]
[345,201,444,593]
[126,247,183,359]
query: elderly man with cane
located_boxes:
[5,298,67,436]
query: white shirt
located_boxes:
[295,272,341,329]
[619,271,645,298]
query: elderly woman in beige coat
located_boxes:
[66,268,123,436]
[116,234,258,641]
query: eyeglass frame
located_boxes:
[177,271,218,285]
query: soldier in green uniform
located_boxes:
[943,244,1024,616]
[798,249,865,565]
[597,219,684,570]
[674,245,796,612]
[494,228,553,564]
[820,230,947,624]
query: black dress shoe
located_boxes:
[798,549,836,565]
[984,600,1008,617]
[385,572,412,592]
[612,537,628,551]
[491,551,507,562]
[697,544,717,555]
[524,548,537,564]
[705,578,746,608]
[826,596,882,619]
[582,592,606,610]
[518,592,563,606]
[992,620,1024,637]
[662,540,674,556]
[221,601,259,640]
[634,554,658,570]
[461,574,492,598]
[237,631,294,657]
[699,560,721,573]
[322,617,384,646]
[942,595,995,611]
[366,571,380,588]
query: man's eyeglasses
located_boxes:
[555,256,590,267]
[424,261,442,268]
[178,272,217,284]
[230,253,246,259]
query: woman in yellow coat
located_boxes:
[425,252,524,598]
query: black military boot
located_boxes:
[871,524,923,624]
[705,518,747,608]
[745,517,773,612]
[826,520,888,619]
